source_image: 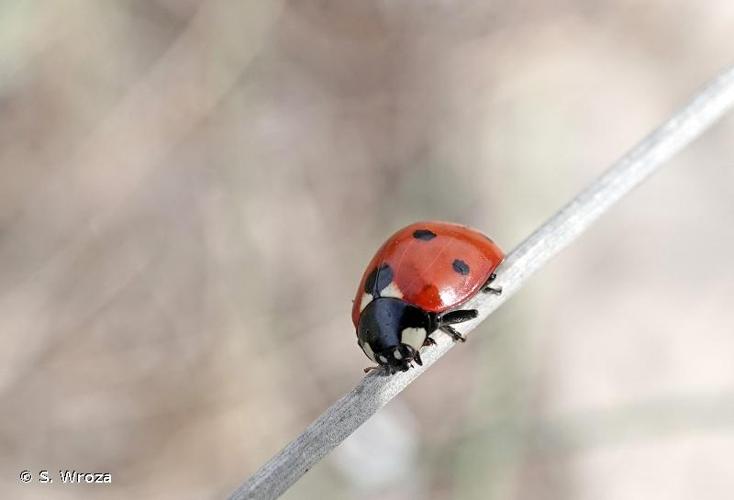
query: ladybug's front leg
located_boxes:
[440,325,466,342]
[435,309,477,343]
[482,273,502,295]
[438,309,478,325]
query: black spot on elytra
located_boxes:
[413,229,437,241]
[452,259,470,275]
[364,264,394,296]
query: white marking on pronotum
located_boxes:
[359,292,373,312]
[361,342,376,362]
[401,327,426,352]
[380,281,403,299]
[378,355,388,364]
[393,350,403,360]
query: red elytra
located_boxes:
[352,221,505,328]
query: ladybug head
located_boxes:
[357,297,433,372]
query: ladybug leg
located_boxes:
[440,325,466,343]
[436,310,475,342]
[423,336,437,347]
[413,351,424,366]
[482,273,502,295]
[439,309,478,326]
[364,365,381,374]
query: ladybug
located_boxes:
[353,221,504,374]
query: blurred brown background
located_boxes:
[2,1,734,499]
